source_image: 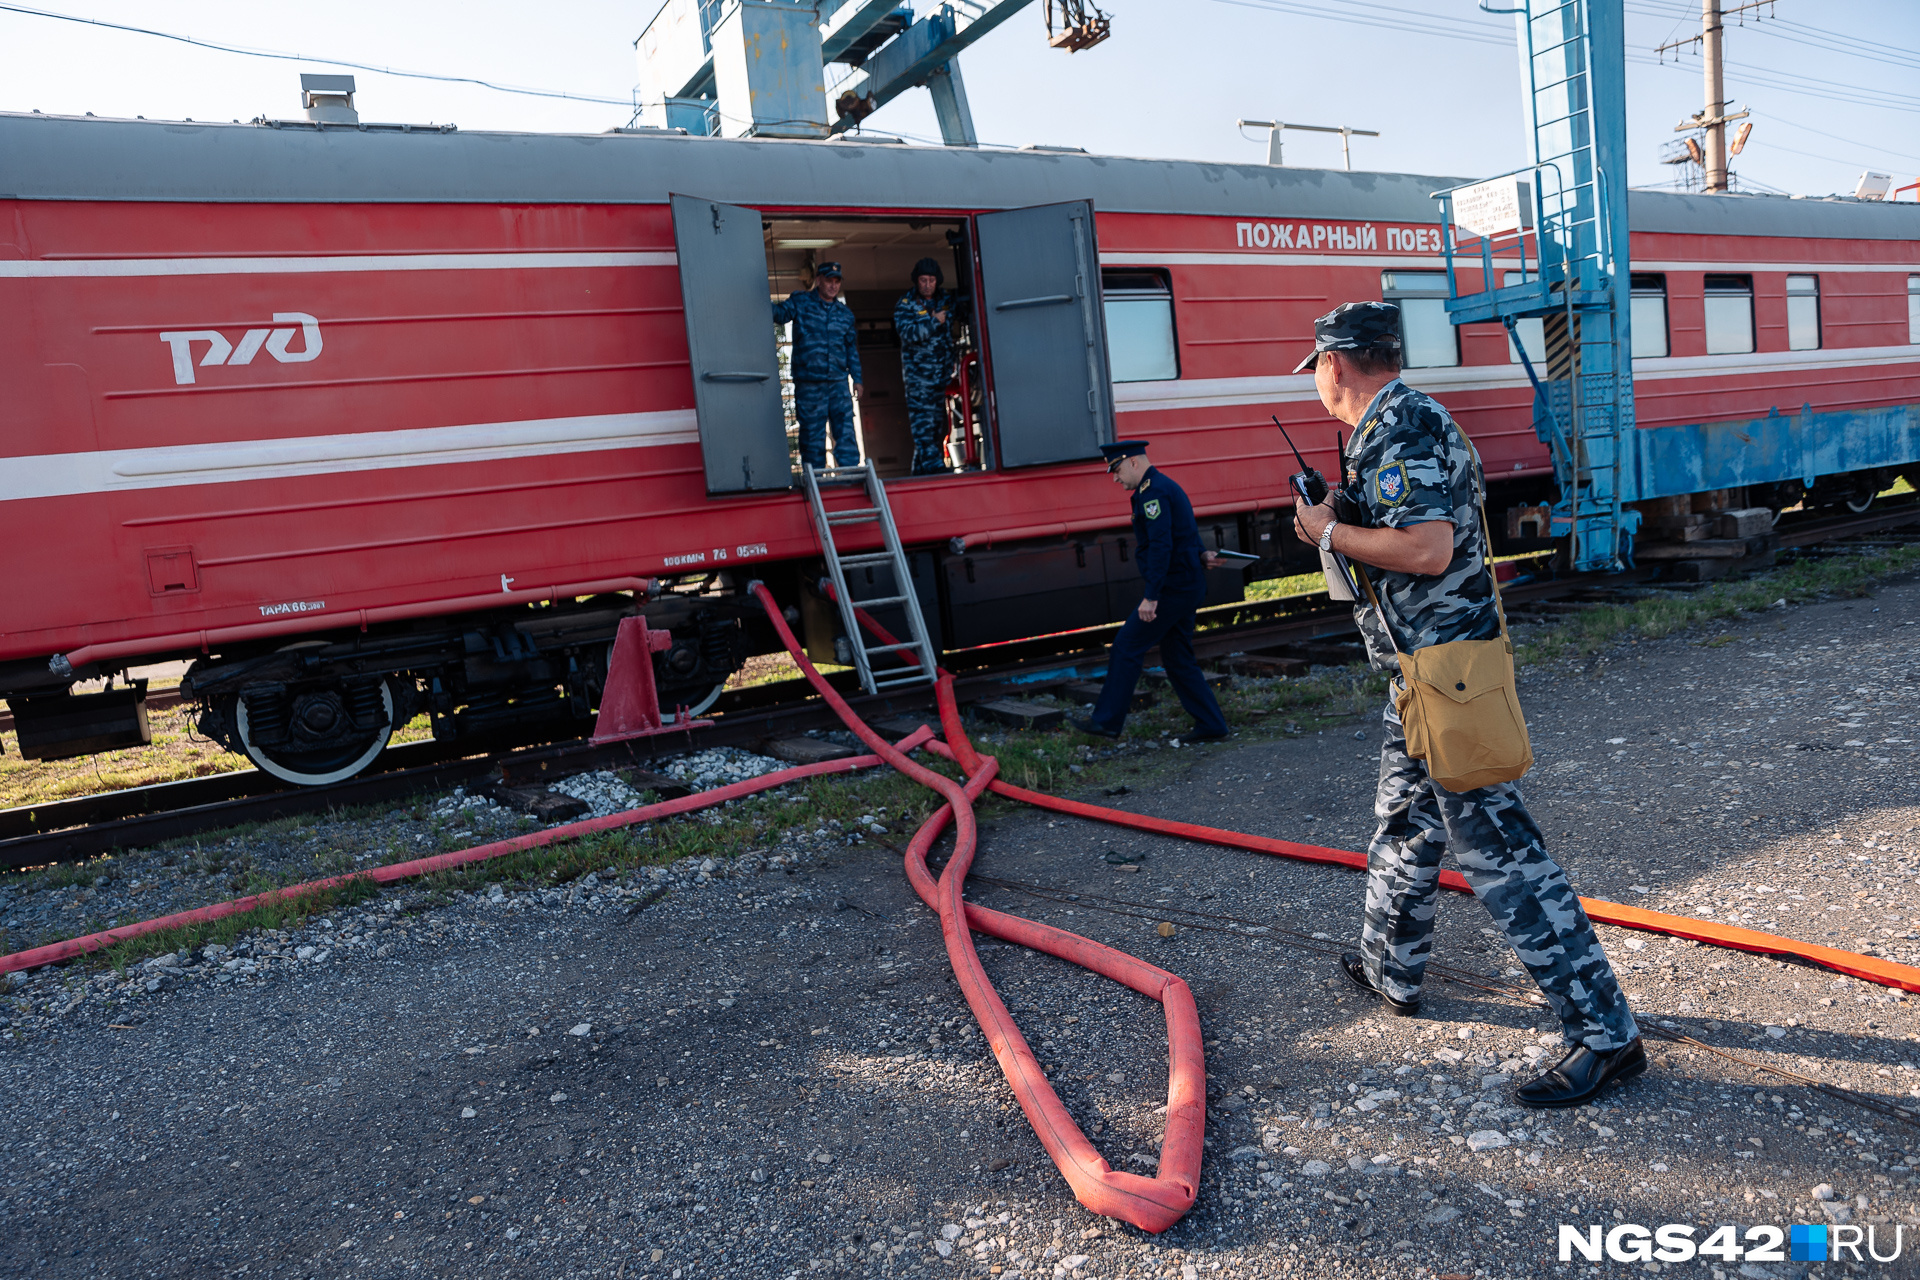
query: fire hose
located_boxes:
[0,728,935,977]
[751,581,1206,1232]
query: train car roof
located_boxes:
[2,111,1917,242]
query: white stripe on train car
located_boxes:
[0,252,677,278]
[3,410,699,501]
[1112,346,1920,414]
[1101,253,1917,274]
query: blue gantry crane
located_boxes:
[1434,0,1640,572]
[633,1,1059,147]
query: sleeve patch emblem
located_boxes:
[1375,462,1409,506]
[1143,499,1163,519]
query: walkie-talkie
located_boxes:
[1272,416,1358,601]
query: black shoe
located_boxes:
[1339,953,1420,1017]
[1069,717,1121,739]
[1514,1037,1648,1109]
[1186,726,1231,743]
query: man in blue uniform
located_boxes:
[772,262,863,470]
[893,257,959,475]
[1071,440,1230,742]
[1289,301,1643,1109]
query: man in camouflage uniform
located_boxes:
[772,261,862,470]
[1289,302,1644,1109]
[893,257,958,475]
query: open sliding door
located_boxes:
[975,200,1116,468]
[670,194,790,494]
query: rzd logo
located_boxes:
[158,313,323,385]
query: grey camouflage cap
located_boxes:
[1292,301,1403,374]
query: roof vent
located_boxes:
[301,74,358,125]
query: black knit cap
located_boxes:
[910,257,944,285]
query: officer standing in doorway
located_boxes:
[893,257,959,475]
[772,262,863,470]
[1071,441,1230,743]
[1289,301,1643,1108]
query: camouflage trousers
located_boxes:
[793,379,859,470]
[1359,688,1639,1050]
[904,376,950,474]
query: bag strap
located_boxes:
[1465,441,1513,647]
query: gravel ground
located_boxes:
[6,578,1920,1278]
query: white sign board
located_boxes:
[1451,176,1532,238]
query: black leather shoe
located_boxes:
[1339,953,1420,1017]
[1185,727,1232,743]
[1514,1036,1648,1109]
[1069,717,1121,739]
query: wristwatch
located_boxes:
[1318,518,1339,553]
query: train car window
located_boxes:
[1703,273,1755,355]
[1629,273,1670,358]
[1911,276,1920,345]
[1101,270,1178,383]
[1380,271,1459,368]
[1785,275,1821,351]
[1502,271,1546,365]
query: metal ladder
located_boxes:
[1434,0,1639,572]
[800,461,939,695]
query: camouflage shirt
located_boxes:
[893,289,957,383]
[772,288,862,384]
[1341,379,1499,670]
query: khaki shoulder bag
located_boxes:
[1355,457,1532,794]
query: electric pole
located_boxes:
[1700,0,1727,190]
[1659,0,1766,193]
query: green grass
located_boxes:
[1514,543,1920,665]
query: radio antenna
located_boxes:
[1271,415,1312,473]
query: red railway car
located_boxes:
[3,112,1917,782]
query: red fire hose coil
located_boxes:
[752,583,1204,1233]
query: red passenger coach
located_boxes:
[3,113,1917,782]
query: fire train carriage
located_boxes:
[2,112,1918,784]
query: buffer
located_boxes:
[801,461,940,695]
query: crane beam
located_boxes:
[829,0,1037,133]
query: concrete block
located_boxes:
[971,699,1066,731]
[764,736,859,764]
[1061,680,1155,710]
[1712,507,1774,539]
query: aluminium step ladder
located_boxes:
[800,461,940,695]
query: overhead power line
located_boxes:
[1210,0,1512,47]
[0,2,633,108]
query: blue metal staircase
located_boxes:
[1435,0,1639,571]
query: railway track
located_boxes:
[7,500,1918,870]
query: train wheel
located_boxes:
[1846,491,1875,514]
[235,679,396,786]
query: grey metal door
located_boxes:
[670,194,790,494]
[975,200,1116,468]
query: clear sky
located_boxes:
[0,1,1914,197]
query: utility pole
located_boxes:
[1701,0,1728,191]
[1658,0,1766,193]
